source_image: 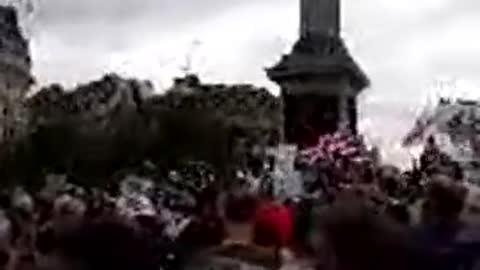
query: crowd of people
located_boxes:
[0,137,478,270]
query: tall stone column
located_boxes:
[266,0,369,145]
[300,0,340,37]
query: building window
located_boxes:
[2,108,7,116]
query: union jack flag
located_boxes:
[299,131,366,165]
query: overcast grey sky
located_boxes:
[22,0,480,166]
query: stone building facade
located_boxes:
[0,6,34,145]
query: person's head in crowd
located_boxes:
[459,183,480,226]
[52,194,87,233]
[178,211,226,248]
[39,216,158,270]
[195,184,220,216]
[34,194,53,213]
[11,188,34,216]
[423,175,467,224]
[314,200,424,270]
[426,135,436,147]
[452,162,464,182]
[0,248,11,270]
[224,186,258,222]
[362,167,375,184]
[377,166,401,198]
[284,198,294,208]
[134,214,162,235]
[0,211,12,270]
[36,225,55,255]
[259,177,275,201]
[294,155,308,171]
[54,194,86,218]
[383,178,399,198]
[408,167,422,187]
[385,202,411,226]
[0,194,10,210]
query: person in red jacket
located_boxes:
[252,198,294,268]
[252,199,294,249]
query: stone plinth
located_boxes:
[266,1,368,146]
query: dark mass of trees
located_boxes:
[0,105,236,190]
[0,73,281,191]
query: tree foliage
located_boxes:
[0,106,235,189]
[0,73,281,190]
